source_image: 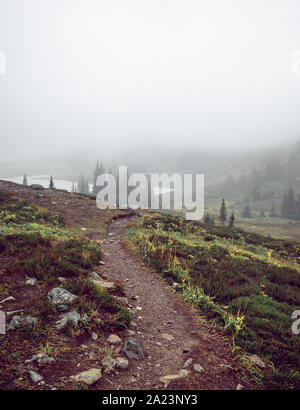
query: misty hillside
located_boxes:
[2,0,300,395]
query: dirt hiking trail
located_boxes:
[93,216,251,390]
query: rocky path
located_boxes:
[96,216,249,390]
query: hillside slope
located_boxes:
[126,213,300,389]
[0,180,298,390]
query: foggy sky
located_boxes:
[1,0,300,161]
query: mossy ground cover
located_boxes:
[126,213,300,389]
[0,190,130,389]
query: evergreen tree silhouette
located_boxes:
[219,199,227,225]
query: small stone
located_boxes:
[25,277,37,286]
[159,371,188,386]
[107,334,122,345]
[129,321,138,329]
[26,353,55,366]
[114,296,128,305]
[6,309,24,316]
[47,288,77,305]
[236,384,244,390]
[29,370,43,383]
[183,358,193,368]
[219,364,234,370]
[88,272,101,280]
[139,321,154,334]
[193,363,205,373]
[116,357,129,370]
[101,356,116,373]
[55,311,81,331]
[160,333,174,341]
[249,354,266,369]
[8,316,38,331]
[89,352,96,360]
[91,332,98,341]
[71,368,102,385]
[123,338,146,360]
[80,344,89,350]
[57,277,66,283]
[90,279,115,289]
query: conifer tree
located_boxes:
[22,174,28,186]
[204,213,212,224]
[219,199,227,225]
[242,203,252,218]
[49,175,54,189]
[228,212,235,228]
[270,202,276,217]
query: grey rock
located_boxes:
[71,368,102,385]
[140,321,155,334]
[47,288,77,305]
[183,358,193,368]
[29,370,43,383]
[159,370,188,386]
[116,357,129,370]
[107,334,122,345]
[25,277,37,286]
[193,363,205,373]
[90,279,115,289]
[219,364,234,370]
[101,356,117,373]
[8,316,38,331]
[26,353,55,366]
[88,272,101,280]
[236,384,244,390]
[160,333,174,341]
[114,296,128,305]
[249,354,266,369]
[55,311,81,331]
[123,338,146,360]
[91,332,98,341]
[6,309,24,316]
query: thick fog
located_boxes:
[1,0,300,163]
